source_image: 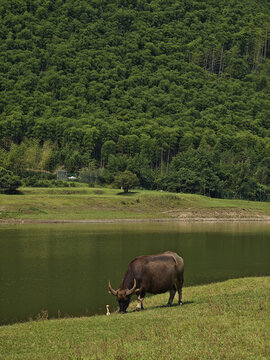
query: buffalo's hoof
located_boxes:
[166,303,172,307]
[179,301,183,306]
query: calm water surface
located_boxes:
[0,222,269,324]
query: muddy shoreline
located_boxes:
[1,217,270,225]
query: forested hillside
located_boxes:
[1,0,270,199]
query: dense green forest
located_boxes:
[1,0,270,199]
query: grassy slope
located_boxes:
[0,277,269,360]
[0,187,270,221]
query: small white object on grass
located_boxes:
[106,305,110,316]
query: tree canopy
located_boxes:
[0,0,270,199]
[114,170,139,193]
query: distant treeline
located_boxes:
[0,0,270,200]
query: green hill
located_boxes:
[1,0,270,199]
[1,187,270,221]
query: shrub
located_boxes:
[22,177,72,188]
[0,167,21,194]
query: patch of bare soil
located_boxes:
[162,207,270,220]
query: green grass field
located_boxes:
[0,277,269,359]
[1,186,270,221]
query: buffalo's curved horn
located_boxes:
[108,280,118,296]
[126,279,137,296]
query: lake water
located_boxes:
[0,222,269,325]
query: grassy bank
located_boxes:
[0,277,269,359]
[1,186,270,222]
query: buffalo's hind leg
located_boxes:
[167,285,177,306]
[177,277,184,305]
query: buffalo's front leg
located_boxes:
[136,291,145,311]
[136,295,144,310]
[167,285,177,306]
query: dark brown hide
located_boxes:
[109,251,184,312]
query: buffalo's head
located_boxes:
[108,279,136,313]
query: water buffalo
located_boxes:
[108,251,184,313]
